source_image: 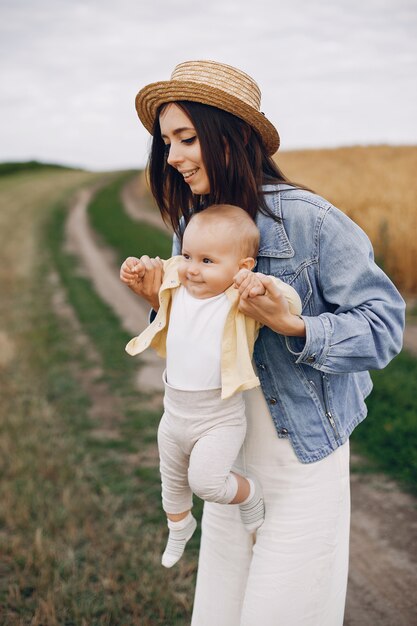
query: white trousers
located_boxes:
[157,377,246,513]
[191,386,351,626]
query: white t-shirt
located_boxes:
[166,285,231,390]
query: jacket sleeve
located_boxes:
[286,205,405,373]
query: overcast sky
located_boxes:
[1,0,416,170]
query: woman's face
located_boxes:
[159,103,210,195]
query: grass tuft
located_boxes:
[351,350,417,493]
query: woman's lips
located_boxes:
[181,168,198,182]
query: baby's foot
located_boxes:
[239,477,265,533]
[162,513,197,568]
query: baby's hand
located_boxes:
[233,269,266,299]
[120,256,146,287]
[120,255,163,308]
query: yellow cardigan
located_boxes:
[126,256,302,399]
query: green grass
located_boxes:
[88,172,172,264]
[351,350,417,493]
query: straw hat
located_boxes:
[135,60,280,155]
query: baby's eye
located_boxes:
[203,258,212,264]
[182,136,196,145]
[182,254,190,260]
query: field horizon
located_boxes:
[3,142,416,174]
[3,144,416,296]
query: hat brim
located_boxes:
[135,80,280,156]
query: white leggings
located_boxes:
[191,386,351,626]
[157,378,246,514]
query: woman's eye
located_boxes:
[182,136,196,145]
[163,143,170,153]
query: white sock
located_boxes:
[167,512,193,531]
[239,477,265,533]
[162,512,197,568]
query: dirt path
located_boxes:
[345,468,417,625]
[121,171,173,234]
[66,175,417,625]
[65,184,164,392]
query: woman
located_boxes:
[123,60,405,625]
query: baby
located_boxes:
[120,204,302,567]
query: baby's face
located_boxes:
[178,220,246,299]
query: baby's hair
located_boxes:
[189,204,260,259]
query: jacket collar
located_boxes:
[257,184,294,258]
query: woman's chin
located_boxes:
[188,180,210,195]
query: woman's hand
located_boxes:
[235,273,306,337]
[120,255,163,310]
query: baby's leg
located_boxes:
[157,410,193,514]
[188,420,247,505]
[157,411,196,567]
[188,405,264,532]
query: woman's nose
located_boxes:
[166,142,184,167]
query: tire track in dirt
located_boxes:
[65,183,164,392]
[67,175,417,625]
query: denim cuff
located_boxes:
[286,315,331,367]
[284,334,306,356]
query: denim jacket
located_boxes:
[173,185,405,463]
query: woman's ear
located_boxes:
[238,257,256,271]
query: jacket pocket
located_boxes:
[264,262,313,315]
[307,373,341,441]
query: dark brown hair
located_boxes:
[148,101,298,238]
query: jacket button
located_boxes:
[258,363,266,370]
[280,428,288,435]
[269,397,277,405]
[306,355,316,363]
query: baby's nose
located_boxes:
[187,261,200,275]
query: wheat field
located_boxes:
[275,145,417,295]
